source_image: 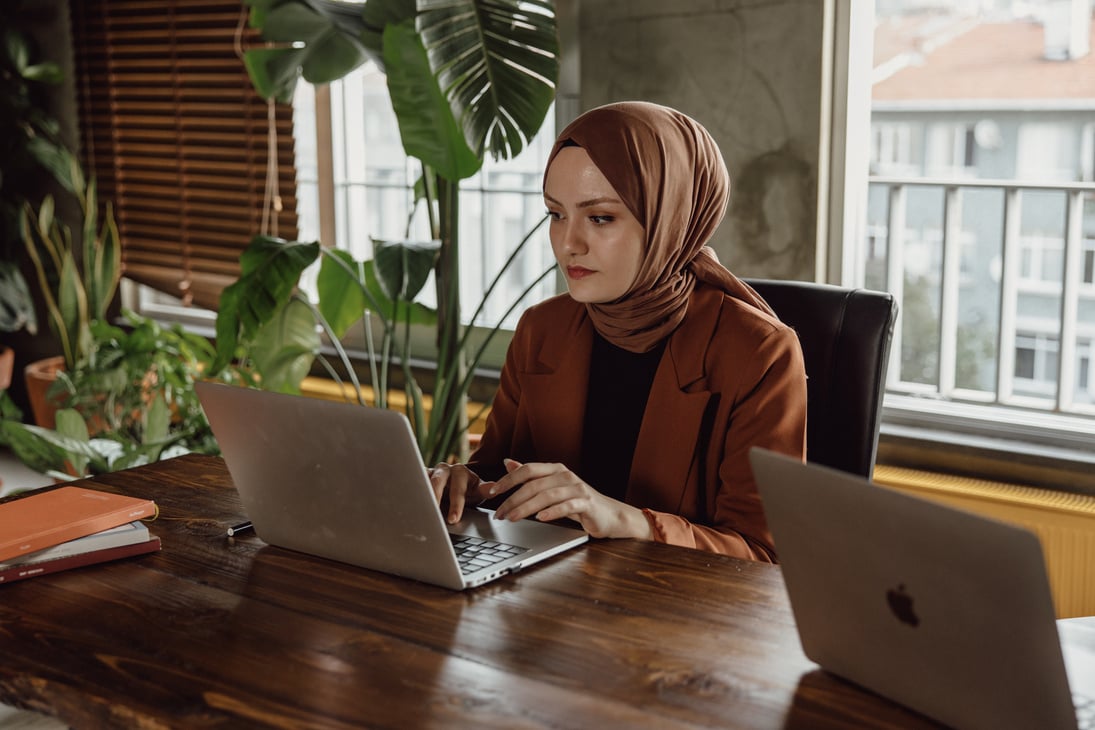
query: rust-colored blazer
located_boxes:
[468,283,807,561]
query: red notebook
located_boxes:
[0,536,161,584]
[0,486,158,562]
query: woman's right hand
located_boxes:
[428,463,491,524]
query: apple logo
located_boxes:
[886,584,920,627]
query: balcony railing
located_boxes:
[865,175,1095,452]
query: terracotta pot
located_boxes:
[24,355,66,430]
[0,345,13,392]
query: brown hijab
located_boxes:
[545,101,774,353]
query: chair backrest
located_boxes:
[743,278,898,478]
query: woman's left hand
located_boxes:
[489,459,653,540]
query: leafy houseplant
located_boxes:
[7,163,248,479]
[213,220,550,466]
[0,9,83,390]
[222,0,559,463]
[1,313,247,480]
[21,171,120,374]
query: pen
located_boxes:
[226,521,253,537]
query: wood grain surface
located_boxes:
[0,454,943,729]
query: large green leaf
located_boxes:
[55,408,90,476]
[0,261,37,335]
[362,260,437,326]
[316,248,367,338]
[143,394,170,447]
[26,137,79,194]
[248,297,322,393]
[359,0,418,64]
[56,250,87,369]
[84,191,121,323]
[212,236,320,373]
[373,238,440,302]
[416,0,558,160]
[0,419,64,476]
[244,0,375,102]
[383,21,480,181]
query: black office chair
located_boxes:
[744,278,898,479]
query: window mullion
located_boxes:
[1058,190,1084,411]
[998,187,1021,403]
[938,186,962,396]
[886,184,907,388]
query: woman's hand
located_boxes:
[428,463,492,524]
[489,459,653,541]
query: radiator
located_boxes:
[873,465,1095,619]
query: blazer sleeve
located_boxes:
[464,309,533,483]
[643,323,807,561]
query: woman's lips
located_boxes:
[567,266,594,280]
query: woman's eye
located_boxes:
[590,215,614,225]
[546,210,562,221]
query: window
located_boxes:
[1013,332,1058,396]
[870,122,917,175]
[295,62,558,333]
[925,122,976,177]
[865,2,1095,466]
[1016,122,1078,182]
[1078,339,1093,403]
[1018,234,1065,285]
[70,0,299,314]
[1083,238,1095,287]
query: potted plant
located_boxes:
[0,263,29,389]
[0,11,81,397]
[19,167,120,429]
[220,0,558,463]
[213,224,550,465]
[0,312,251,480]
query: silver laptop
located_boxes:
[196,382,588,590]
[749,447,1095,730]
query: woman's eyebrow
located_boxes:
[543,193,623,209]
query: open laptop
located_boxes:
[748,447,1095,730]
[196,382,588,590]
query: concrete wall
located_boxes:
[573,0,826,281]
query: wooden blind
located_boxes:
[68,0,298,311]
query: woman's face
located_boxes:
[543,146,645,304]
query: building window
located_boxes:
[870,122,917,175]
[925,122,976,177]
[1016,122,1078,182]
[1018,234,1065,286]
[834,0,1095,480]
[1083,238,1095,286]
[1014,332,1059,396]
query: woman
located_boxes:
[431,101,806,561]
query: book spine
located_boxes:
[0,536,161,585]
[0,500,158,562]
[0,522,150,569]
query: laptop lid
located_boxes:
[196,383,587,590]
[748,447,1093,730]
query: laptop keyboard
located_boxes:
[449,534,529,575]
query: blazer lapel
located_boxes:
[522,310,593,464]
[628,286,722,511]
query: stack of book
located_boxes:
[0,486,160,584]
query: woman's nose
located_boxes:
[557,221,587,255]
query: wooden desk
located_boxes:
[0,454,943,729]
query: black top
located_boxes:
[580,333,666,502]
